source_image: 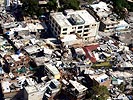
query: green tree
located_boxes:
[91,85,109,100]
[118,83,125,92]
[21,0,43,17]
[87,0,95,4]
[59,0,80,11]
[129,3,133,11]
[111,0,131,19]
[47,0,57,12]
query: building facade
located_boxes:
[49,9,100,41]
[89,1,129,32]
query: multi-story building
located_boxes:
[88,73,111,88]
[89,1,129,32]
[61,80,88,100]
[24,79,61,100]
[49,9,100,41]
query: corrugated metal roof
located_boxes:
[83,44,99,62]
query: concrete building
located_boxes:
[100,19,129,32]
[89,1,129,32]
[61,34,83,45]
[24,85,43,100]
[61,80,88,100]
[89,73,111,88]
[49,9,100,41]
[44,63,60,79]
[24,79,61,100]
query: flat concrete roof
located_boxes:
[74,10,96,24]
[90,2,112,19]
[69,80,87,93]
[102,18,119,25]
[51,12,72,27]
[24,45,41,55]
[50,10,97,27]
[45,63,60,76]
[90,2,110,12]
[25,85,38,94]
[34,57,49,66]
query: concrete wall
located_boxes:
[50,15,99,41]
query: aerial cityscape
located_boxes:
[0,0,133,100]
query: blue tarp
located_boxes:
[16,50,21,55]
[5,32,9,35]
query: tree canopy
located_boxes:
[86,0,95,4]
[111,0,133,19]
[59,0,80,10]
[47,0,57,12]
[91,85,109,100]
[112,0,130,9]
[118,83,125,92]
[21,0,43,17]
